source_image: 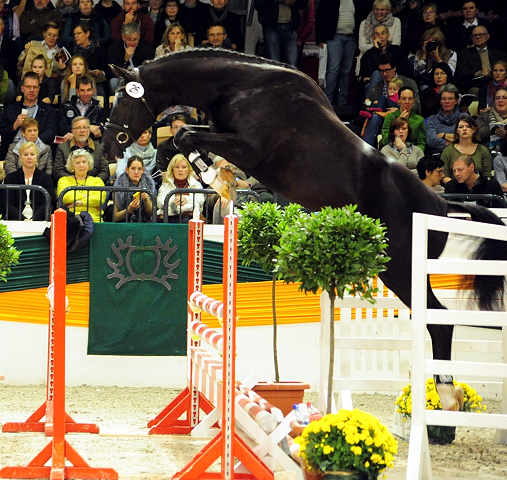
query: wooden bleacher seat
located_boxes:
[157,126,172,146]
[96,96,104,108]
[108,96,115,109]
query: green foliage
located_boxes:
[276,205,390,302]
[0,219,20,282]
[237,202,306,275]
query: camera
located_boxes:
[426,40,439,52]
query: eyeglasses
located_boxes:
[471,33,488,38]
[379,67,393,73]
[434,169,444,175]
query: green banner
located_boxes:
[88,223,188,356]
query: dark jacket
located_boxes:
[0,36,21,83]
[58,96,108,138]
[315,0,370,45]
[254,0,308,31]
[62,12,112,48]
[111,10,154,44]
[455,46,507,91]
[359,44,408,78]
[177,1,209,45]
[156,138,180,173]
[2,167,55,220]
[107,38,155,75]
[0,100,57,159]
[444,172,506,207]
[206,6,244,51]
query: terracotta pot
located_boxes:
[252,381,310,416]
[302,464,324,480]
[322,472,368,480]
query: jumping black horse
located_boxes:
[104,49,507,406]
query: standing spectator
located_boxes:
[426,83,464,155]
[455,25,507,94]
[56,0,78,22]
[205,0,243,51]
[316,0,372,106]
[94,0,122,26]
[154,0,180,46]
[19,0,62,42]
[155,21,190,57]
[177,0,208,47]
[107,22,154,93]
[58,75,107,141]
[441,116,491,182]
[53,116,110,183]
[62,0,112,48]
[0,0,21,42]
[0,16,21,84]
[3,141,54,221]
[0,71,56,159]
[478,61,507,115]
[111,0,154,44]
[476,88,507,153]
[356,0,401,76]
[146,0,163,24]
[296,0,313,64]
[254,0,308,67]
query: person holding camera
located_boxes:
[413,27,456,88]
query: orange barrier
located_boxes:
[0,209,118,480]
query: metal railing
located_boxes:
[439,193,507,208]
[0,184,53,221]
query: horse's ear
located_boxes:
[109,64,137,81]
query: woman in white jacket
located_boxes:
[157,154,204,223]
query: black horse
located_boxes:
[104,49,507,405]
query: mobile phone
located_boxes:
[21,108,28,115]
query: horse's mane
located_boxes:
[144,48,299,71]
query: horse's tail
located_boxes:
[447,202,507,310]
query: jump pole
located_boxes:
[0,208,118,480]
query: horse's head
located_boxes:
[103,65,158,162]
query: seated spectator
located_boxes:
[56,0,78,22]
[69,23,108,97]
[155,21,190,57]
[441,115,492,182]
[58,75,107,142]
[53,116,110,183]
[0,71,56,160]
[444,153,505,207]
[493,141,507,194]
[445,1,488,52]
[62,0,112,48]
[113,155,155,222]
[200,22,230,49]
[357,0,401,76]
[2,141,54,220]
[455,25,507,94]
[0,63,15,107]
[15,54,56,103]
[420,62,454,118]
[476,88,507,154]
[56,148,105,222]
[17,21,62,81]
[413,28,456,86]
[115,128,156,178]
[4,118,52,175]
[107,22,154,93]
[417,155,445,192]
[205,0,242,51]
[154,0,181,47]
[157,153,204,223]
[426,83,464,155]
[60,54,94,103]
[478,61,507,115]
[19,0,63,42]
[111,0,154,44]
[359,25,408,99]
[0,16,22,84]
[156,114,191,173]
[364,77,402,112]
[380,116,424,173]
[402,3,447,55]
[94,0,122,26]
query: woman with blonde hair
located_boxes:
[157,153,204,222]
[155,22,190,58]
[3,142,55,221]
[56,149,105,222]
[60,54,94,102]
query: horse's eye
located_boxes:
[121,99,129,107]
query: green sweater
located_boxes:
[380,110,426,152]
[441,144,492,180]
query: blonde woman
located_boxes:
[155,22,190,58]
[60,55,94,102]
[157,153,204,222]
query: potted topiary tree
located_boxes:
[276,205,390,414]
[238,202,309,413]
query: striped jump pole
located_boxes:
[0,208,118,480]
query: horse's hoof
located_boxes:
[436,383,464,411]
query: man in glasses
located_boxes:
[455,25,506,93]
[0,71,56,159]
[445,1,487,51]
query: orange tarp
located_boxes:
[0,275,463,329]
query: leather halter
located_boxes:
[104,70,158,151]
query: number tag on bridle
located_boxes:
[125,82,144,98]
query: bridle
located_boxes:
[104,69,158,150]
